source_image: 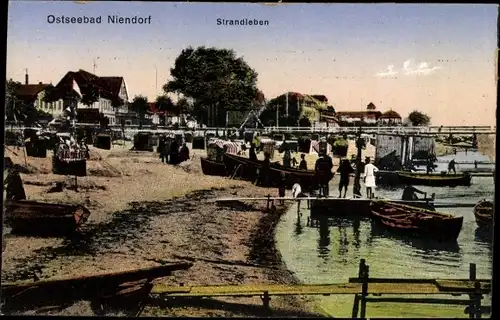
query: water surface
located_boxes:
[276,152,494,318]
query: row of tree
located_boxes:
[6,44,432,128]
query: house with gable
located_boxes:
[13,72,63,119]
[52,69,136,125]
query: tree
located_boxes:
[407,110,431,126]
[111,96,125,110]
[298,116,312,127]
[5,79,24,122]
[5,79,48,126]
[42,84,60,104]
[164,46,259,126]
[175,97,191,116]
[129,95,149,128]
[155,95,174,125]
[80,83,100,107]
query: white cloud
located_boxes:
[403,59,442,76]
[375,65,398,77]
[376,59,442,77]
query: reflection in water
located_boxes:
[294,214,303,236]
[317,218,331,258]
[370,221,462,254]
[352,218,361,249]
[474,227,493,248]
[275,151,494,318]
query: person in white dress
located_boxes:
[363,157,379,199]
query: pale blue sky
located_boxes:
[7,1,498,125]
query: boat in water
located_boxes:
[473,200,494,229]
[396,171,472,187]
[370,201,463,242]
[4,200,91,235]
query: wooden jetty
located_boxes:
[151,260,491,318]
[215,196,478,217]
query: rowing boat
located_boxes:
[200,157,227,177]
[223,153,327,190]
[4,200,91,235]
[473,200,494,229]
[396,171,472,187]
[370,201,463,242]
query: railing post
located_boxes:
[360,262,369,318]
[261,291,271,310]
[474,281,482,319]
[468,263,476,319]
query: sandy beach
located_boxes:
[2,143,325,317]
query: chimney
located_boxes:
[25,69,29,85]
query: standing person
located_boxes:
[249,143,257,161]
[179,143,190,163]
[337,159,354,198]
[363,157,379,199]
[315,152,333,197]
[448,159,456,174]
[283,148,292,168]
[277,172,286,205]
[299,154,308,170]
[158,136,167,163]
[259,152,271,186]
[169,139,180,165]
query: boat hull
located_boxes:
[223,153,324,190]
[4,200,91,235]
[200,157,227,177]
[396,172,472,187]
[474,200,494,229]
[370,201,463,242]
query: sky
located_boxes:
[6,1,498,126]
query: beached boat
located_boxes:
[1,263,193,311]
[95,133,112,150]
[223,153,325,190]
[473,200,494,229]
[200,157,227,176]
[4,200,91,235]
[370,201,463,242]
[396,171,472,187]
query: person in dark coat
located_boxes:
[402,185,426,201]
[448,159,456,174]
[179,143,190,162]
[337,159,354,198]
[158,136,167,163]
[259,152,271,186]
[169,139,180,165]
[249,143,258,161]
[315,152,334,197]
[299,154,308,170]
[277,172,286,205]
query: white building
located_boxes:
[52,70,132,125]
